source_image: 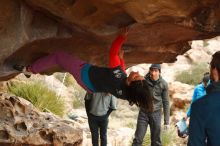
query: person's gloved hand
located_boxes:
[164,124,169,131]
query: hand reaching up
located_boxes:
[120,27,129,36]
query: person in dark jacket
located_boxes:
[188,51,220,146]
[132,64,170,146]
[85,92,117,146]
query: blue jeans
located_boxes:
[132,110,162,146]
[88,114,109,146]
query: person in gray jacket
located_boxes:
[132,64,170,146]
[85,92,117,146]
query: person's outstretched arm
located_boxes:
[109,28,128,72]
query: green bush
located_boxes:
[71,86,85,109]
[8,82,65,116]
[54,72,86,109]
[54,72,75,87]
[175,62,209,85]
[203,40,209,47]
[126,121,136,129]
[72,97,84,108]
[142,126,180,146]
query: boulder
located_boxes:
[0,93,83,145]
[169,81,193,110]
[1,0,220,80]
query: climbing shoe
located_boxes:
[13,64,32,78]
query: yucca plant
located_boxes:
[72,97,84,108]
[54,72,75,87]
[8,82,65,116]
[175,62,209,85]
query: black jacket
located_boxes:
[188,81,220,146]
[89,65,127,100]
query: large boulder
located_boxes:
[0,93,83,145]
[1,0,220,80]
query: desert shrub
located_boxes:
[54,72,75,87]
[175,62,209,85]
[71,86,85,109]
[54,72,85,108]
[142,126,180,146]
[8,82,65,116]
[126,122,136,129]
[203,40,209,47]
[72,97,84,108]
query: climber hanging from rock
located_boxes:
[13,27,154,112]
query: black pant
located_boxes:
[132,110,162,146]
[88,114,109,146]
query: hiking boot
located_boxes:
[13,64,32,78]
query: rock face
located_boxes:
[1,0,220,79]
[0,93,83,145]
